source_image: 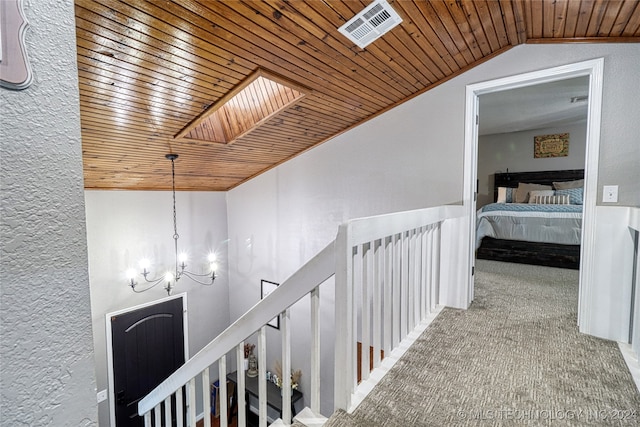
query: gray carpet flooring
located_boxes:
[323,260,640,426]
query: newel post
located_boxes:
[334,224,353,411]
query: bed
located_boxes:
[475,169,584,269]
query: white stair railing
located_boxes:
[333,205,465,412]
[617,207,640,393]
[627,208,640,356]
[138,241,334,426]
[137,205,465,426]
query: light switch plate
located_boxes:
[97,389,108,403]
[603,185,618,203]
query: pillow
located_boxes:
[515,183,553,203]
[555,187,583,205]
[532,194,570,205]
[553,179,584,190]
[528,190,555,204]
[496,187,516,203]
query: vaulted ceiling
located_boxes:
[76,0,640,191]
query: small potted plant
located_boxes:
[273,360,302,392]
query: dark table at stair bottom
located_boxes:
[227,370,303,424]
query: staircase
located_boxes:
[138,205,467,426]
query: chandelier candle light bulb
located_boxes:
[208,253,218,273]
[127,154,218,294]
[140,258,150,272]
[178,252,188,266]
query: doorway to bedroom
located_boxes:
[474,76,588,270]
[463,59,604,330]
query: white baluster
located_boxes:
[219,356,227,427]
[383,236,392,355]
[310,287,321,413]
[426,225,434,314]
[372,239,382,369]
[408,229,416,329]
[188,378,197,427]
[361,243,370,382]
[176,387,184,427]
[201,367,211,427]
[154,403,162,427]
[258,327,267,427]
[281,308,292,424]
[420,226,429,320]
[433,223,442,309]
[392,233,401,349]
[164,395,173,427]
[353,245,362,389]
[414,228,422,327]
[401,231,409,340]
[236,342,247,427]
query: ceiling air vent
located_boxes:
[338,0,402,49]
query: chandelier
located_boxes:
[126,154,217,294]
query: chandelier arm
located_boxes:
[180,270,216,278]
[180,271,216,286]
[131,277,167,293]
[141,273,166,284]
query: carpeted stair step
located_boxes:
[269,407,329,427]
[292,407,328,427]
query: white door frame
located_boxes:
[105,293,189,427]
[463,58,604,329]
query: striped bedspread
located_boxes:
[476,203,582,249]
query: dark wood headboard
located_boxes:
[493,169,584,202]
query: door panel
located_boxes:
[111,298,185,426]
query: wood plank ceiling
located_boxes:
[76,0,640,191]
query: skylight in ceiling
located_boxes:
[175,69,308,145]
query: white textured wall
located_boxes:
[84,190,230,426]
[226,43,640,415]
[0,1,97,425]
[477,121,587,207]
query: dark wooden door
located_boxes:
[111,297,185,426]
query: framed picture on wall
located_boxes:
[261,280,280,329]
[534,133,569,158]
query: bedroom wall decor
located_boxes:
[534,133,569,158]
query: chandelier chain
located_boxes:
[171,156,179,283]
[171,156,179,241]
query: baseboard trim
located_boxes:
[618,342,640,393]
